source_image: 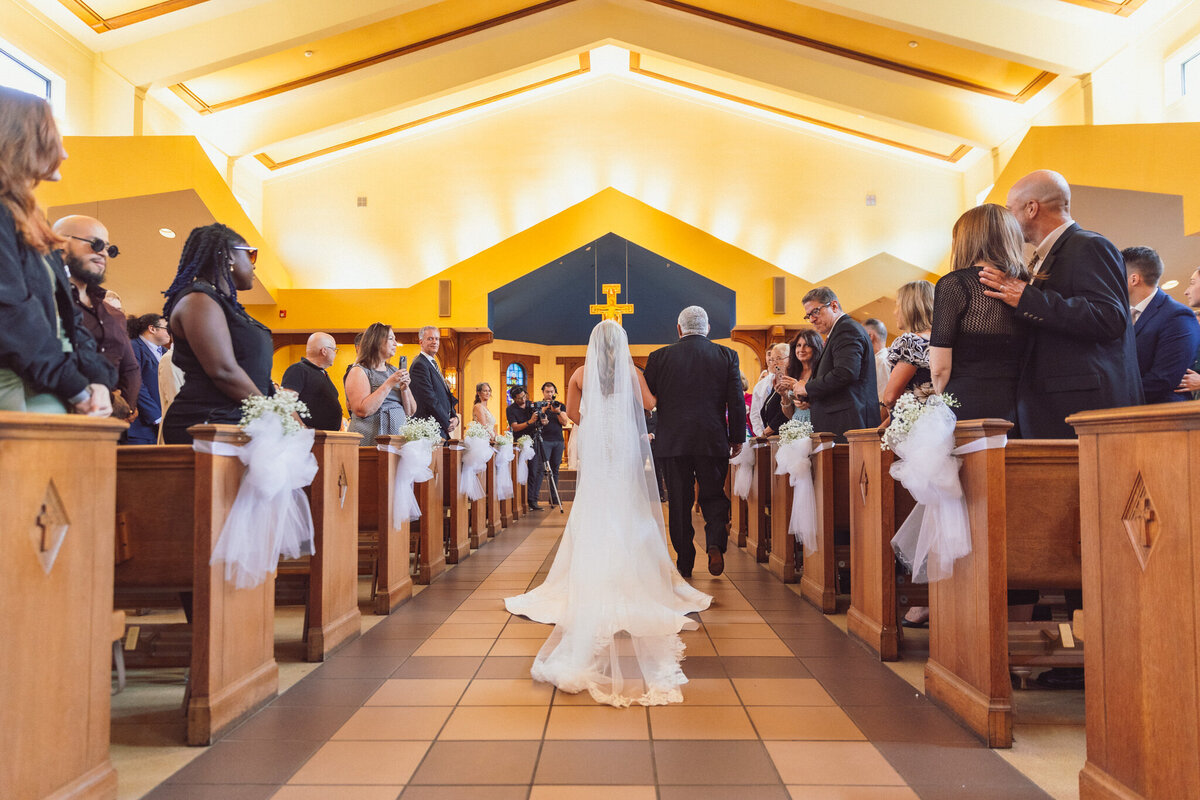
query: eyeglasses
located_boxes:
[150,324,169,331]
[68,236,119,258]
[231,245,258,264]
[803,302,831,322]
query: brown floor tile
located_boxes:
[445,610,512,624]
[732,678,835,706]
[842,704,979,744]
[366,679,470,706]
[410,741,540,785]
[400,788,529,800]
[654,740,779,784]
[311,657,408,679]
[331,706,452,740]
[765,741,905,786]
[545,705,650,739]
[456,597,506,610]
[165,739,320,784]
[873,742,1053,798]
[721,657,812,678]
[711,638,793,657]
[287,741,429,785]
[225,705,357,741]
[439,705,549,739]
[272,786,402,800]
[679,677,740,705]
[786,787,919,800]
[659,788,790,800]
[747,706,866,740]
[705,623,779,638]
[529,787,657,799]
[144,786,277,800]
[499,622,553,638]
[679,656,727,679]
[552,681,644,705]
[649,705,758,739]
[458,678,555,706]
[488,637,546,656]
[273,678,386,707]
[800,658,927,707]
[534,741,655,784]
[334,637,423,659]
[428,623,506,639]
[679,636,717,657]
[698,610,766,624]
[413,638,494,657]
[390,656,484,678]
[475,656,537,679]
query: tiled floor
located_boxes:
[141,507,1057,800]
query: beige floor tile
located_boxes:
[649,705,757,739]
[711,638,793,657]
[468,588,520,599]
[705,623,779,638]
[698,610,765,624]
[439,705,549,740]
[489,637,546,656]
[331,706,452,740]
[787,787,919,800]
[501,623,555,638]
[732,678,835,706]
[679,636,717,657]
[530,787,657,800]
[287,741,429,784]
[429,622,506,639]
[413,638,495,657]
[545,705,650,740]
[553,681,645,705]
[459,679,555,706]
[765,741,906,786]
[747,706,866,740]
[273,787,404,800]
[366,678,470,706]
[679,678,741,705]
[457,597,507,610]
[445,609,512,624]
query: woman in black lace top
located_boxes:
[930,204,1029,428]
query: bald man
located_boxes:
[978,170,1142,438]
[54,215,140,425]
[281,332,344,430]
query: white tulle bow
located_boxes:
[729,442,756,499]
[460,437,494,500]
[380,438,436,528]
[494,442,515,501]
[203,414,317,589]
[774,437,820,550]
[516,442,536,485]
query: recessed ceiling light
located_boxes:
[1162,279,1179,290]
[908,41,919,48]
[304,50,314,58]
[158,227,176,238]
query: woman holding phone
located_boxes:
[345,322,415,446]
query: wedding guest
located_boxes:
[127,313,170,443]
[345,322,415,446]
[749,343,788,436]
[1123,247,1200,404]
[282,332,344,430]
[778,328,823,426]
[930,204,1030,426]
[793,287,879,439]
[409,325,459,438]
[473,381,498,437]
[741,372,752,432]
[0,87,113,415]
[881,281,935,411]
[1180,267,1200,400]
[160,224,271,444]
[863,318,891,403]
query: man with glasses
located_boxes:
[281,332,345,431]
[127,313,171,443]
[53,215,139,429]
[793,287,879,440]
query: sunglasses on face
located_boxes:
[231,245,258,264]
[68,235,119,258]
[803,302,831,322]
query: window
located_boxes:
[505,362,526,400]
[0,46,51,100]
[1184,52,1200,96]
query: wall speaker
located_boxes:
[772,277,786,315]
[438,280,451,317]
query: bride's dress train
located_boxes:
[505,320,711,707]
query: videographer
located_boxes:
[534,381,568,506]
[505,384,546,511]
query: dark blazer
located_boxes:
[128,336,162,443]
[1133,288,1200,404]
[1014,223,1143,438]
[803,315,880,438]
[409,353,458,437]
[644,333,745,459]
[0,205,115,403]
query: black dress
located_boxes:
[930,266,1028,430]
[760,389,789,434]
[161,281,273,443]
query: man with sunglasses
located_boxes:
[53,215,140,429]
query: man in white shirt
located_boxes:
[863,319,890,403]
[749,343,788,436]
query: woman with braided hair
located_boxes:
[160,223,273,444]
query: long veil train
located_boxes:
[504,320,711,707]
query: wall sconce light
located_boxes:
[444,367,458,393]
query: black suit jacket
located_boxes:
[1014,223,1143,438]
[644,334,745,459]
[1133,289,1200,404]
[803,315,880,438]
[409,353,458,437]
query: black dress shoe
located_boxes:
[707,547,724,576]
[528,504,543,511]
[1035,667,1085,690]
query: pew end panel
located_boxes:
[443,444,470,564]
[114,446,195,608]
[368,439,417,610]
[409,443,447,585]
[745,437,772,563]
[486,457,501,537]
[2,413,124,800]
[767,436,797,583]
[801,435,845,613]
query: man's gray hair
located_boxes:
[418,325,438,340]
[802,286,839,307]
[678,306,710,336]
[862,318,887,340]
[768,343,790,359]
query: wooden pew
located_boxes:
[745,437,772,563]
[356,441,418,612]
[443,443,470,563]
[767,436,796,583]
[507,456,521,523]
[730,469,748,548]
[924,419,1081,748]
[1069,403,1200,798]
[407,443,447,584]
[2,412,123,800]
[486,456,503,534]
[799,434,848,613]
[845,427,916,661]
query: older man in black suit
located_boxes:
[791,287,880,440]
[980,170,1142,438]
[408,325,459,439]
[644,305,746,577]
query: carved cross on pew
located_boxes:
[589,284,634,325]
[36,504,54,552]
[1132,498,1156,549]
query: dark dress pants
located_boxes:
[663,454,730,572]
[527,449,545,507]
[540,439,564,505]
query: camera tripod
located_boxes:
[529,411,565,514]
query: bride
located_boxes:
[505,320,712,707]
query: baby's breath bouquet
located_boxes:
[460,421,494,500]
[495,431,513,446]
[239,390,310,435]
[777,418,814,444]
[465,421,490,439]
[516,434,533,448]
[515,434,536,485]
[399,416,443,443]
[881,392,958,452]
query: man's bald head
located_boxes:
[53,215,113,287]
[306,332,337,368]
[52,214,107,239]
[1005,170,1073,244]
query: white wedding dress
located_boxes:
[505,320,712,707]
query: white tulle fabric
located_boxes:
[205,413,317,589]
[493,442,515,501]
[516,442,535,485]
[774,437,818,550]
[505,320,711,707]
[888,402,973,583]
[730,443,755,499]
[384,438,435,527]
[459,436,493,501]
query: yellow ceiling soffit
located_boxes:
[1054,0,1148,17]
[55,0,210,33]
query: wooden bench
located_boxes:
[1069,403,1200,798]
[799,434,848,613]
[924,419,1081,748]
[2,412,123,800]
[767,436,796,583]
[486,456,504,535]
[443,444,470,563]
[366,439,445,589]
[729,470,747,548]
[745,437,772,563]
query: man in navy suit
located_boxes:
[128,313,170,444]
[409,325,459,439]
[980,170,1143,438]
[1123,247,1200,404]
[1180,267,1200,400]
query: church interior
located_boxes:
[5,0,1200,798]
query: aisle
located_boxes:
[145,507,1051,800]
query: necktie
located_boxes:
[1027,253,1042,280]
[1131,307,1141,325]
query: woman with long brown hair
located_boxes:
[778,327,824,425]
[0,87,113,414]
[345,322,415,446]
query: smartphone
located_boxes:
[398,355,408,370]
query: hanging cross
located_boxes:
[589,283,634,324]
